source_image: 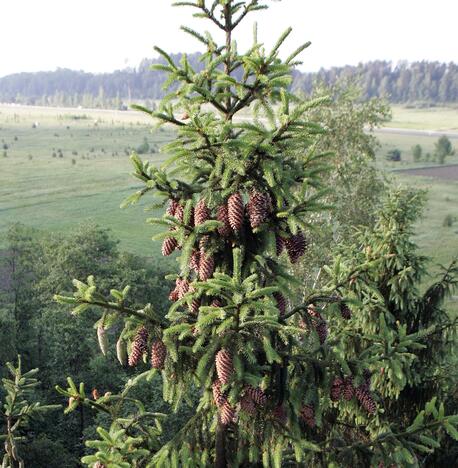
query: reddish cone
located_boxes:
[195,199,210,225]
[217,205,232,237]
[220,400,235,425]
[162,236,178,256]
[340,302,352,320]
[199,250,214,281]
[356,384,377,414]
[190,249,200,273]
[128,326,149,367]
[215,349,233,384]
[343,376,355,401]
[245,385,267,406]
[151,339,167,369]
[240,393,256,415]
[227,192,244,232]
[330,377,344,401]
[212,379,225,407]
[274,292,287,316]
[300,404,315,428]
[166,199,179,216]
[247,190,270,229]
[285,231,307,263]
[276,235,285,256]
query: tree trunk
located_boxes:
[215,420,227,468]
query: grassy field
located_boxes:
[1,103,457,267]
[0,104,172,254]
[388,105,458,131]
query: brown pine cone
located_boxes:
[169,288,179,302]
[92,388,100,400]
[273,404,287,424]
[276,235,285,256]
[151,339,167,369]
[189,249,200,273]
[211,298,223,308]
[240,393,256,415]
[285,231,307,263]
[217,205,232,237]
[343,376,355,401]
[220,400,235,425]
[166,199,179,216]
[273,292,287,316]
[177,278,190,299]
[247,190,270,229]
[215,349,233,384]
[162,236,178,256]
[315,320,328,345]
[339,302,352,320]
[128,326,149,367]
[174,203,184,222]
[330,377,344,401]
[300,404,315,428]
[227,192,244,232]
[355,384,377,414]
[195,199,210,225]
[199,250,214,281]
[212,379,225,407]
[190,297,201,314]
[245,385,267,406]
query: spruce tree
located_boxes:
[55,1,458,466]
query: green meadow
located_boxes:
[1,104,457,265]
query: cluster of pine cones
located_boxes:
[330,371,377,414]
[162,192,307,265]
[212,349,268,425]
[127,326,167,370]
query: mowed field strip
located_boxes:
[1,103,457,262]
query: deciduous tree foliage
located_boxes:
[54,1,458,467]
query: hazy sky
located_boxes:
[1,0,457,77]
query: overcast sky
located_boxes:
[1,0,457,78]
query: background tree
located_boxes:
[412,144,423,162]
[434,135,454,164]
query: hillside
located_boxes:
[0,57,457,108]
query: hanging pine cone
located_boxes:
[199,250,214,281]
[190,297,201,314]
[166,199,179,216]
[195,199,210,225]
[245,385,267,406]
[177,278,190,299]
[276,235,285,256]
[240,393,256,416]
[227,192,244,232]
[189,249,200,273]
[151,339,167,369]
[174,203,184,222]
[169,288,179,302]
[339,302,352,320]
[211,298,222,308]
[217,205,232,237]
[97,326,108,356]
[285,231,307,263]
[116,337,128,366]
[273,404,287,424]
[330,377,344,401]
[215,349,233,384]
[162,236,178,256]
[220,400,235,425]
[247,190,270,229]
[343,376,355,401]
[273,292,287,316]
[300,404,315,428]
[128,326,149,367]
[363,369,372,386]
[355,384,377,414]
[212,379,226,407]
[315,320,328,345]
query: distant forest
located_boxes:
[0,54,457,108]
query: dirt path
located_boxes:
[395,164,458,180]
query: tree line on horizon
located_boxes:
[0,56,457,109]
